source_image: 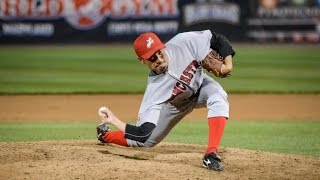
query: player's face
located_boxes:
[142,49,168,74]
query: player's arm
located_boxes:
[210,32,235,75]
[100,108,156,143]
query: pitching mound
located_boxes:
[0,140,319,179]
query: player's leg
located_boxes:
[126,100,194,147]
[96,123,128,146]
[194,74,229,171]
[97,121,157,147]
[144,101,194,147]
[97,101,193,147]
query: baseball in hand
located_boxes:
[98,106,108,117]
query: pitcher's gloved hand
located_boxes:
[96,123,109,143]
[202,51,230,78]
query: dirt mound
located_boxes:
[0,140,319,180]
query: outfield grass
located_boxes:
[0,120,319,157]
[0,44,319,94]
[0,46,146,94]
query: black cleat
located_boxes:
[202,152,224,171]
[96,123,109,143]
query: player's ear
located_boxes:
[139,58,148,65]
[137,57,143,64]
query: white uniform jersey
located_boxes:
[137,30,213,126]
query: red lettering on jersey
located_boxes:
[172,82,186,95]
[176,82,186,91]
[172,86,183,96]
[170,60,199,100]
[180,60,198,84]
[189,61,198,74]
[180,75,191,84]
[183,70,193,79]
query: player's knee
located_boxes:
[208,95,228,108]
[125,122,156,143]
[207,93,229,117]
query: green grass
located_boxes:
[0,44,319,94]
[1,120,319,157]
[223,45,320,93]
[0,46,148,94]
[0,121,96,141]
[167,120,320,157]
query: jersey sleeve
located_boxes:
[210,32,236,58]
[169,30,213,62]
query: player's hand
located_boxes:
[98,107,126,132]
[220,55,233,77]
[202,51,233,78]
[99,107,116,124]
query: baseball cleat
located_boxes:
[96,123,110,143]
[202,152,224,171]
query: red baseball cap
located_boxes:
[133,32,166,60]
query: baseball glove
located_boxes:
[202,50,229,78]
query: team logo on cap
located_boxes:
[146,37,154,48]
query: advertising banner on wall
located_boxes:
[1,0,319,43]
[177,0,242,40]
[0,0,246,43]
[0,0,179,43]
[247,0,320,43]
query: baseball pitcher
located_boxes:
[96,30,235,171]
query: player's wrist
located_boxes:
[109,115,118,124]
[110,116,126,132]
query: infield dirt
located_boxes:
[0,94,320,179]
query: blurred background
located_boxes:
[0,0,319,44]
